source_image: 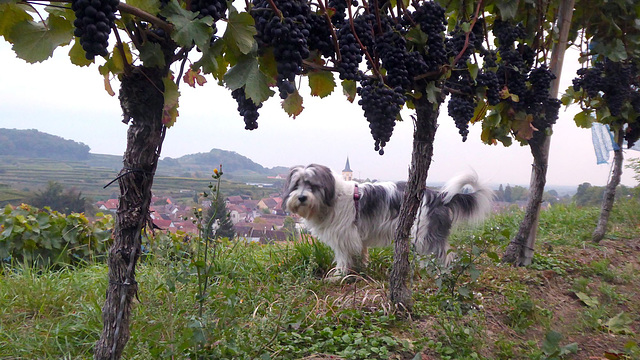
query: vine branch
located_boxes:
[451,0,483,67]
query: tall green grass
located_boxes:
[1,199,639,359]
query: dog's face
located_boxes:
[282,164,336,220]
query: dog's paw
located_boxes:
[324,268,348,282]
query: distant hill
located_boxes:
[162,148,285,177]
[0,128,91,161]
[0,128,288,179]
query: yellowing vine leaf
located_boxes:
[183,68,207,87]
[512,112,537,142]
[162,75,180,127]
[68,37,93,67]
[308,71,335,98]
[282,90,304,118]
[103,73,115,96]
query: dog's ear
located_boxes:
[309,164,336,207]
[282,166,302,211]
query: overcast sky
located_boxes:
[1,40,638,188]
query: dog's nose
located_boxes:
[298,195,307,203]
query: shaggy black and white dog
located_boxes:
[282,164,494,276]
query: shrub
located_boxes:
[0,204,112,268]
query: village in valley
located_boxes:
[94,157,559,244]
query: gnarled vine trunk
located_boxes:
[94,67,166,360]
[390,93,442,309]
[592,129,624,243]
[502,0,575,266]
[502,136,548,265]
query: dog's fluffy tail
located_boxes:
[440,171,494,224]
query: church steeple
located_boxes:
[342,157,353,181]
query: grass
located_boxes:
[1,200,640,359]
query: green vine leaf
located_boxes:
[342,79,356,102]
[9,14,74,63]
[0,4,32,42]
[138,42,166,68]
[194,39,226,78]
[160,0,214,49]
[125,0,161,17]
[68,37,93,67]
[224,54,274,104]
[282,90,304,118]
[223,10,257,55]
[495,0,518,20]
[308,71,335,98]
[574,110,595,128]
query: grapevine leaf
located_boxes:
[282,90,304,118]
[512,112,536,141]
[44,5,75,21]
[404,27,428,47]
[160,0,213,49]
[0,4,33,42]
[425,81,440,104]
[162,74,180,128]
[68,37,93,67]
[308,71,335,98]
[467,61,479,80]
[125,0,161,17]
[10,15,74,63]
[183,68,207,87]
[495,0,518,20]
[223,10,257,55]
[224,55,274,103]
[194,39,226,78]
[574,111,594,128]
[342,79,356,102]
[471,98,487,124]
[103,73,116,96]
[138,42,166,68]
[601,312,634,335]
[258,48,278,86]
[112,43,133,73]
[574,292,599,308]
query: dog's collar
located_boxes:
[354,184,361,223]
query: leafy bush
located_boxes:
[0,204,112,268]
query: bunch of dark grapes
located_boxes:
[572,59,638,122]
[493,20,528,104]
[231,88,262,130]
[336,22,363,80]
[71,0,120,60]
[527,66,556,104]
[625,120,640,148]
[406,1,447,73]
[190,0,227,20]
[252,0,311,99]
[357,79,405,155]
[328,0,353,26]
[307,13,335,58]
[446,71,476,141]
[445,26,475,67]
[375,20,412,90]
[477,69,500,105]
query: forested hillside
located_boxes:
[0,128,90,160]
